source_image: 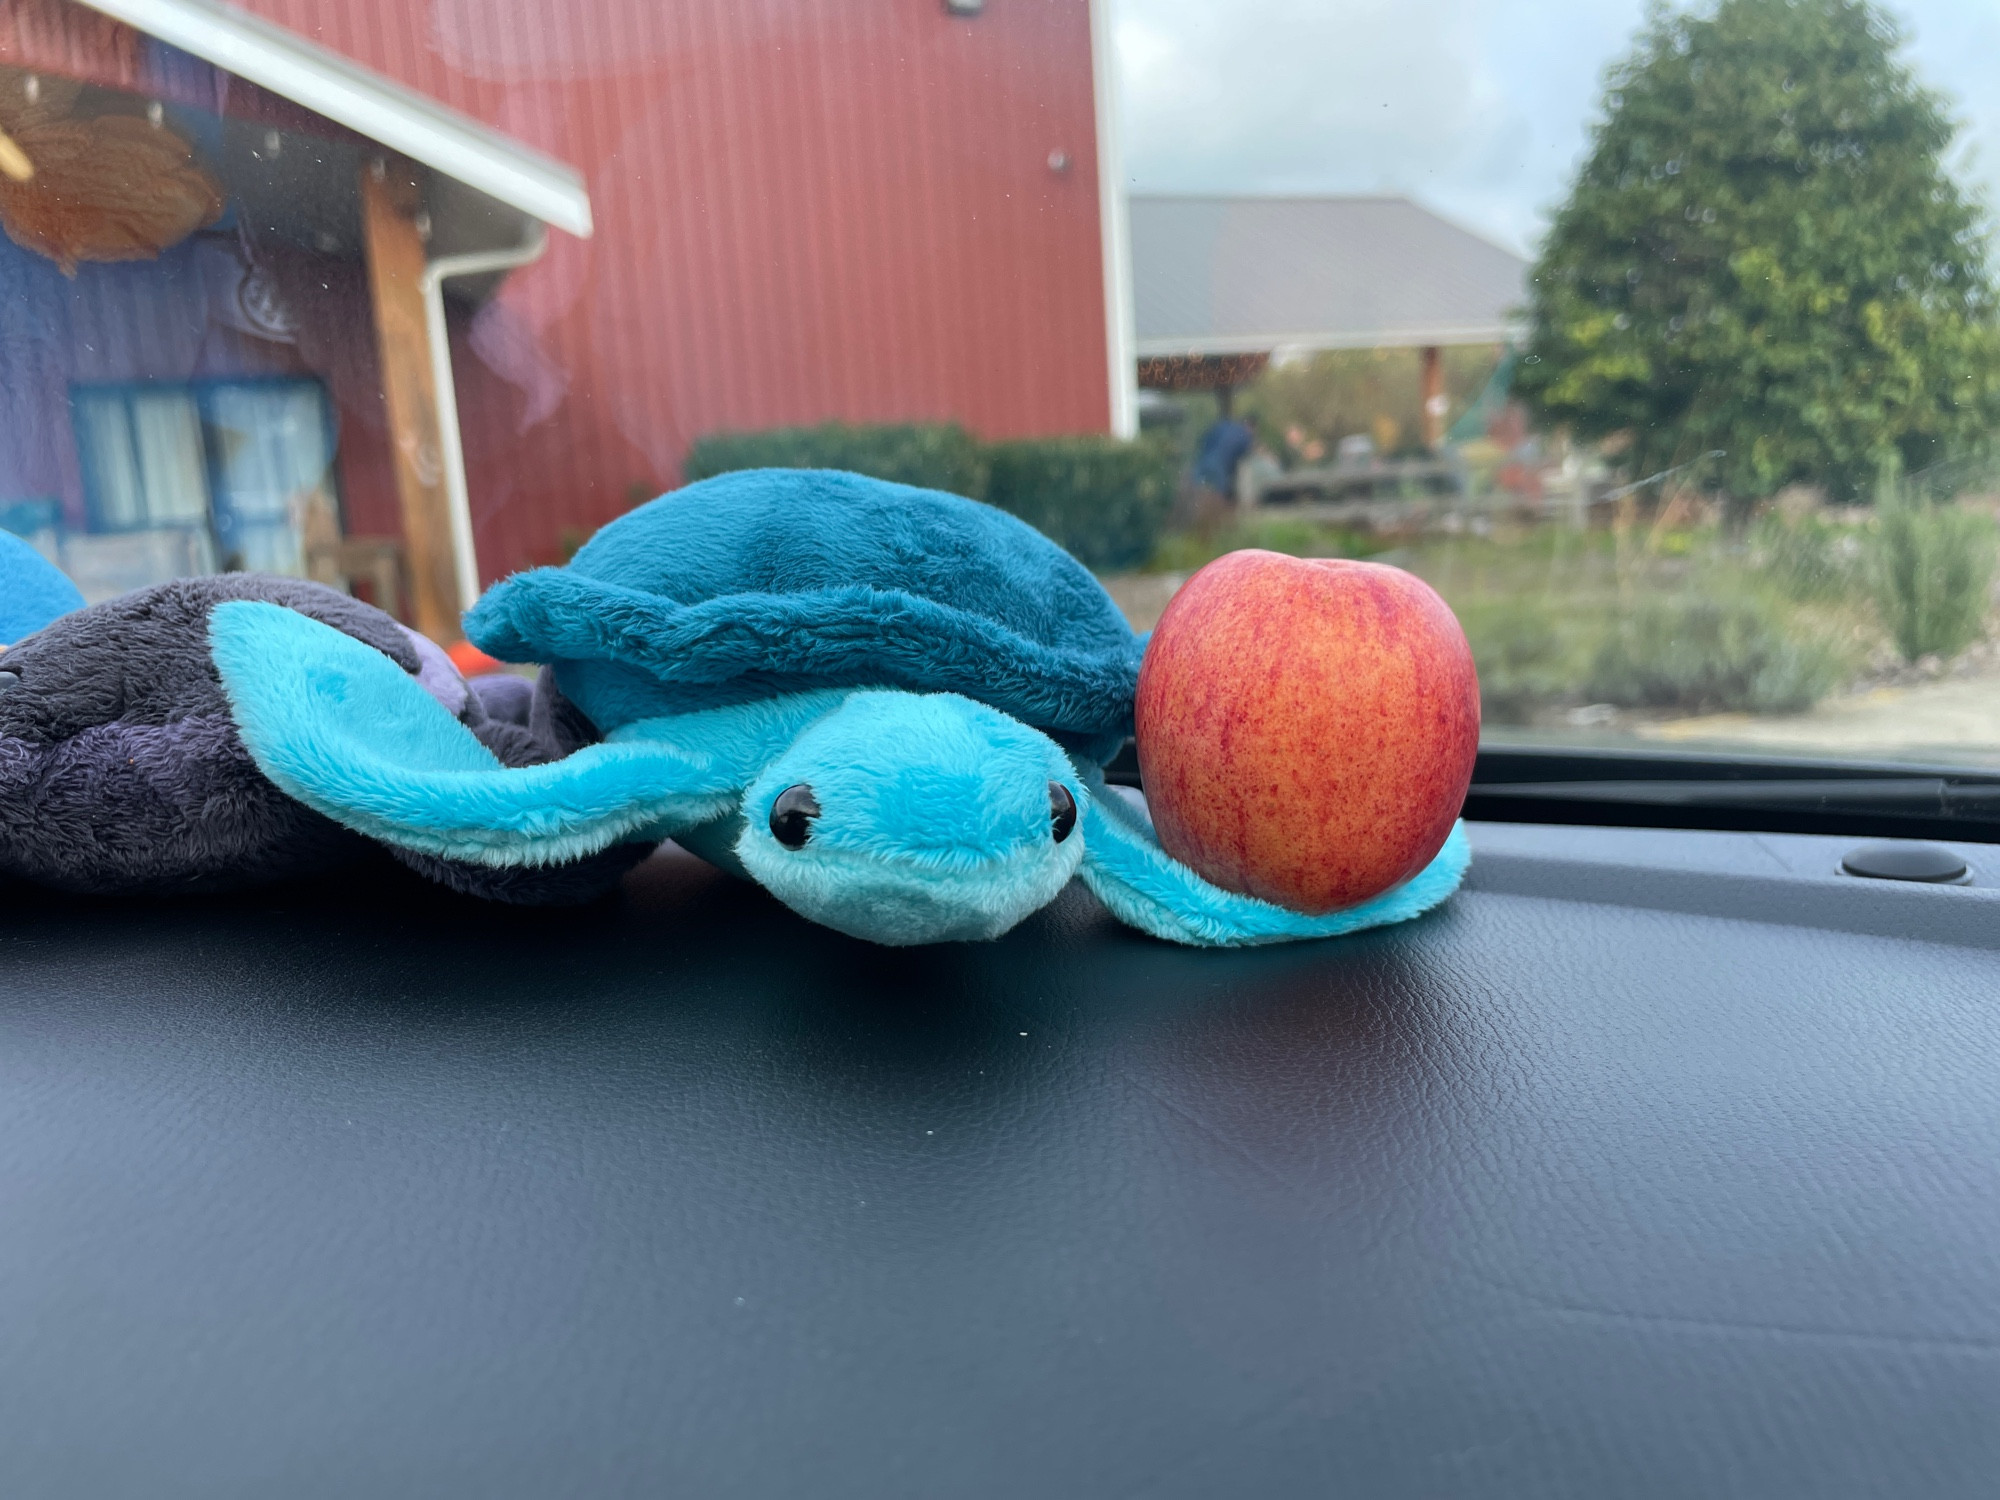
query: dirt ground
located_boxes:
[1641,676,2000,765]
[1102,573,1186,635]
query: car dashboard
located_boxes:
[0,813,1994,1496]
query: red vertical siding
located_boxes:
[0,0,142,89]
[227,0,1113,581]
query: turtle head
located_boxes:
[735,691,1085,946]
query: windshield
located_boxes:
[1118,0,2000,774]
[2,0,1997,776]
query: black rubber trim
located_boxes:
[1102,739,2000,843]
[1466,745,2000,843]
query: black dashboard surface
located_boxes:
[0,823,1995,1497]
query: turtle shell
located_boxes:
[466,469,1145,742]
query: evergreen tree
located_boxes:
[1517,0,2000,503]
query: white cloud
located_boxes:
[1114,0,2000,258]
[1898,3,2000,221]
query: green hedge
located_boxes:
[1585,593,1849,715]
[682,422,989,500]
[983,436,1175,571]
[682,422,1175,571]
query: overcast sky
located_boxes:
[1111,0,2000,258]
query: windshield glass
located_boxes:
[1,0,1996,773]
[1118,0,2000,772]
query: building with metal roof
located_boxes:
[1130,194,1527,359]
[79,0,594,237]
[1,0,1123,639]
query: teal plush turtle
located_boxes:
[215,469,1467,946]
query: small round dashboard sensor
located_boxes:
[1839,840,1970,884]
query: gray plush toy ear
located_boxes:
[1071,762,1470,948]
[210,601,747,867]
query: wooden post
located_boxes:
[359,157,461,642]
[1420,344,1447,451]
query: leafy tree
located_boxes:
[1517,0,2000,504]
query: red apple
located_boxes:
[1134,550,1479,914]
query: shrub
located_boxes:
[983,436,1175,571]
[683,421,989,498]
[1585,591,1847,715]
[1455,596,1582,725]
[1870,498,1997,663]
[682,422,1175,572]
[1752,513,1865,603]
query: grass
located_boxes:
[1130,499,2000,723]
[1440,566,1854,721]
[1146,517,1389,574]
[1424,526,1871,719]
[1140,514,1899,724]
[1452,595,1592,724]
[1750,512,1866,602]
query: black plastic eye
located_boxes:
[769,784,820,850]
[1049,782,1077,844]
[0,670,17,693]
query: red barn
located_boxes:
[0,0,1132,641]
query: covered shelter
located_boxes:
[0,0,590,641]
[1129,194,1527,446]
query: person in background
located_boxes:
[1173,406,1255,535]
[1193,412,1254,500]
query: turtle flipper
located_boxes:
[0,532,84,645]
[1073,765,1469,948]
[210,601,747,867]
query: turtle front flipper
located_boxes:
[1072,763,1469,948]
[210,601,751,867]
[0,531,83,646]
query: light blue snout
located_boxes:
[736,691,1085,945]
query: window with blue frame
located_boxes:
[72,386,209,533]
[69,377,338,578]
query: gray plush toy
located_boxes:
[0,570,646,900]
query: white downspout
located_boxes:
[1089,0,1138,440]
[419,220,548,612]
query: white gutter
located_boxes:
[1088,0,1138,439]
[420,223,548,611]
[77,0,593,238]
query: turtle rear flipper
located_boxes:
[210,601,748,868]
[1073,764,1470,948]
